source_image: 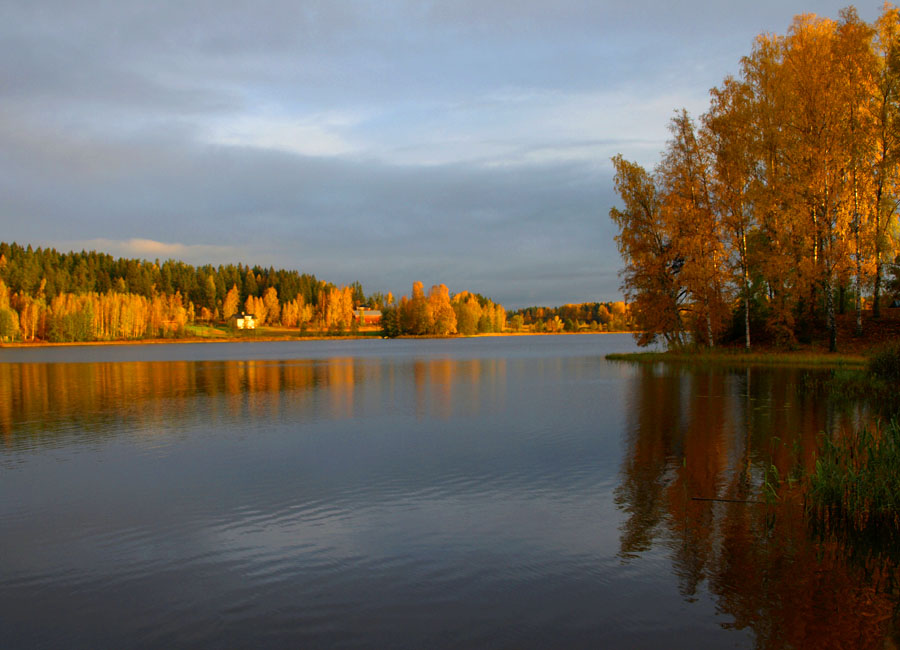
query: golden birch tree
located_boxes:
[610,154,688,347]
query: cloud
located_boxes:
[1,0,882,309]
[207,111,364,157]
[4,122,621,306]
[51,238,245,266]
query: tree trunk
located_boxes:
[855,262,863,336]
[854,178,863,336]
[825,274,837,353]
[874,260,882,319]
[744,292,750,350]
[741,230,750,350]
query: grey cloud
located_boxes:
[0,115,620,306]
[0,0,881,309]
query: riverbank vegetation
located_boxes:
[0,242,506,343]
[610,5,900,353]
[807,419,900,535]
[804,343,900,541]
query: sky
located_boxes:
[0,1,882,308]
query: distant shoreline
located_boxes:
[0,329,625,349]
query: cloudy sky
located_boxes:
[0,1,880,307]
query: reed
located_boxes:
[806,419,900,533]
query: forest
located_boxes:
[0,242,506,342]
[508,302,633,333]
[610,5,900,351]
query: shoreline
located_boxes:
[605,349,870,368]
[0,329,626,349]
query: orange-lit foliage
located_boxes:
[222,284,240,320]
[610,154,688,347]
[611,6,900,350]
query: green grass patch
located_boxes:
[184,324,229,338]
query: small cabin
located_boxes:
[352,308,382,326]
[229,312,257,330]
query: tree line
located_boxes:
[0,242,350,341]
[610,6,900,350]
[380,283,506,337]
[509,302,633,333]
[0,243,508,342]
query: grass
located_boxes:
[803,342,900,541]
[806,419,900,533]
[184,324,229,338]
[605,349,868,368]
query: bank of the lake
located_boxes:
[606,349,870,368]
[0,328,623,349]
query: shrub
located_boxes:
[869,341,900,385]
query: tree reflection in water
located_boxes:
[0,356,507,448]
[615,363,900,648]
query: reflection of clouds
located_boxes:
[201,486,622,576]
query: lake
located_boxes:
[0,334,895,648]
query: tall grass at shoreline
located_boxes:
[807,419,900,532]
[805,342,900,537]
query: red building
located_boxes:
[352,308,382,326]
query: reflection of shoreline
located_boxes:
[0,356,507,444]
[607,350,867,368]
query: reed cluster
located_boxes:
[807,418,900,534]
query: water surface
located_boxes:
[1,335,896,648]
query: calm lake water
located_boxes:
[1,334,896,648]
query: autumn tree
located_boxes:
[399,281,433,335]
[323,286,354,333]
[223,284,240,320]
[611,6,900,350]
[245,294,265,325]
[427,284,457,335]
[281,293,305,327]
[0,280,19,340]
[704,77,758,349]
[871,4,900,317]
[659,109,729,346]
[262,287,280,326]
[834,7,877,335]
[452,291,483,336]
[610,154,688,347]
